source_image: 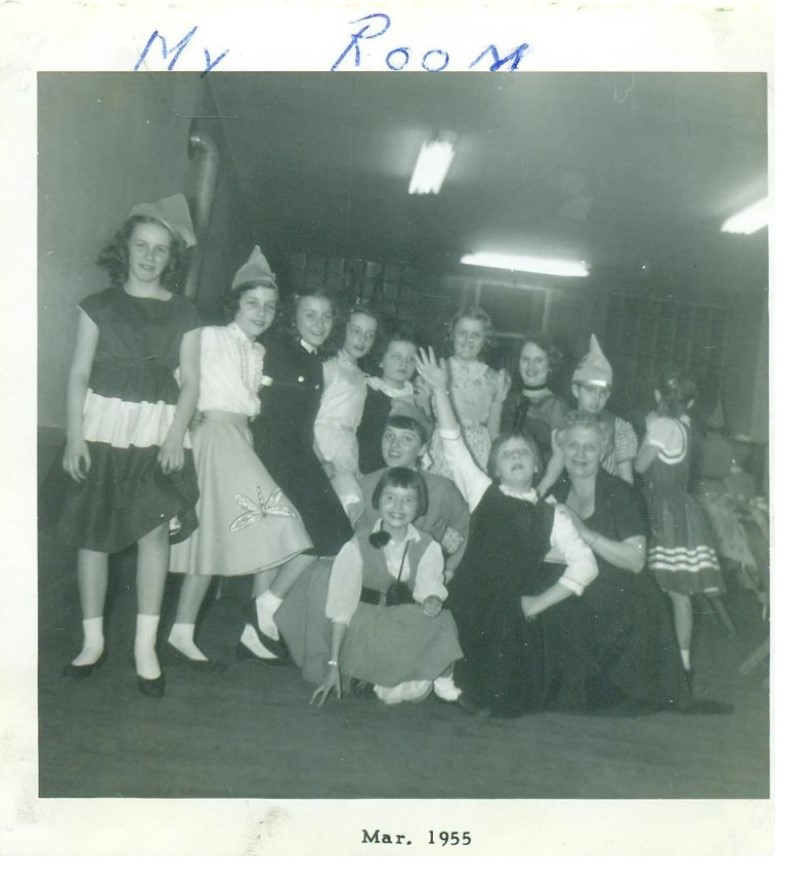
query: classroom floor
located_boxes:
[38,534,770,800]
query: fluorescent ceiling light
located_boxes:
[461,251,590,278]
[408,138,455,195]
[721,197,768,235]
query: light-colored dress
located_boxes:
[169,322,311,577]
[314,352,369,509]
[429,358,503,477]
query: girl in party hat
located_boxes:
[44,194,202,698]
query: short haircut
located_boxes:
[384,414,429,446]
[486,431,541,483]
[371,467,429,518]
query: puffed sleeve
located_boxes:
[411,541,447,604]
[549,508,598,595]
[613,417,639,463]
[437,429,491,512]
[645,416,684,455]
[325,539,364,626]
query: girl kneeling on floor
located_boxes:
[311,467,463,706]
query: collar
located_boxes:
[499,484,539,504]
[228,320,256,344]
[299,339,317,355]
[521,386,554,400]
[450,357,487,376]
[370,520,421,544]
[367,376,414,398]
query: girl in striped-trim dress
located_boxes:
[45,194,202,698]
[634,371,724,676]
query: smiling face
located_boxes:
[234,286,278,339]
[519,341,550,388]
[561,424,605,480]
[380,340,417,388]
[295,295,334,348]
[572,382,611,414]
[494,436,537,489]
[381,425,424,468]
[126,221,173,284]
[452,317,487,362]
[378,485,420,532]
[342,312,378,362]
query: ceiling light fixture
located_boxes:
[460,251,591,278]
[721,196,769,235]
[408,135,456,195]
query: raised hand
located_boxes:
[414,347,448,393]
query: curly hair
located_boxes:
[444,305,494,358]
[221,280,279,324]
[510,332,564,390]
[656,369,697,419]
[96,216,190,292]
[328,303,382,372]
[555,410,612,452]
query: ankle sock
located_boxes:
[255,590,282,640]
[240,623,279,659]
[71,616,105,666]
[167,623,208,662]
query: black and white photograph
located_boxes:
[35,68,769,798]
[1,0,781,857]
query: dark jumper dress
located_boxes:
[251,335,353,557]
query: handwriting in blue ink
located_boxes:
[331,13,529,72]
[134,27,229,77]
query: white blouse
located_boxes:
[437,428,598,597]
[325,523,447,626]
[316,352,368,431]
[197,322,265,418]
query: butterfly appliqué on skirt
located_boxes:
[229,486,298,533]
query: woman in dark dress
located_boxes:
[245,287,353,660]
[415,349,598,718]
[548,411,730,714]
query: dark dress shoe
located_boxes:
[235,641,290,666]
[453,693,492,718]
[166,643,228,673]
[243,599,289,659]
[350,679,374,698]
[61,648,107,680]
[136,672,166,698]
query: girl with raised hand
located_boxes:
[46,194,201,698]
[415,347,598,718]
[167,247,312,668]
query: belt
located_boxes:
[360,582,415,607]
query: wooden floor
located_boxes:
[38,534,770,800]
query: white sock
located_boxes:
[240,623,279,659]
[680,648,691,671]
[167,623,208,662]
[374,681,432,705]
[255,590,282,640]
[71,616,104,666]
[433,673,462,702]
[134,614,161,680]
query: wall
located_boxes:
[38,73,252,433]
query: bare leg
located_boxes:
[133,522,170,679]
[71,548,109,665]
[167,573,214,661]
[668,591,693,671]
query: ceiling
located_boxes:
[207,72,768,294]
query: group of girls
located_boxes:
[48,192,727,714]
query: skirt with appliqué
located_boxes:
[169,416,312,577]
